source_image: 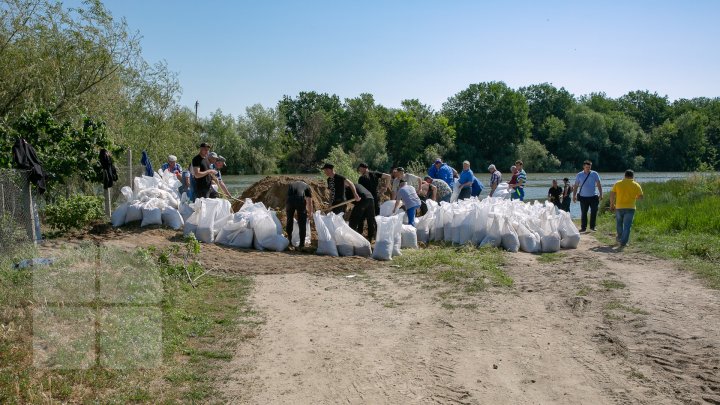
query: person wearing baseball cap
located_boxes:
[213,156,231,197]
[357,162,391,215]
[427,158,457,188]
[161,154,183,181]
[191,142,218,199]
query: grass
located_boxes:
[392,244,511,294]
[600,280,626,290]
[604,300,650,315]
[576,286,591,296]
[537,252,565,263]
[597,175,720,289]
[0,240,254,403]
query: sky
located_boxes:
[93,0,720,118]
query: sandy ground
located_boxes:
[45,227,720,404]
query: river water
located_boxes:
[222,172,695,218]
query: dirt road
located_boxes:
[219,237,720,404]
[51,227,720,403]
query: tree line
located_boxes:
[2,0,718,194]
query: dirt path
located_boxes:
[45,227,720,403]
[220,236,720,404]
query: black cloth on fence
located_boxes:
[12,138,47,194]
[99,148,119,189]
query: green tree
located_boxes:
[579,92,620,114]
[556,106,608,170]
[278,91,343,171]
[519,83,575,144]
[238,104,284,174]
[516,138,560,172]
[618,90,670,133]
[442,82,530,169]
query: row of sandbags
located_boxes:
[183,198,291,252]
[314,211,373,257]
[414,197,580,253]
[111,171,185,229]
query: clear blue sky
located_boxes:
[96,0,719,118]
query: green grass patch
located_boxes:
[537,252,565,263]
[576,286,591,296]
[604,300,649,315]
[600,280,626,290]
[0,240,254,404]
[597,175,720,289]
[393,244,511,293]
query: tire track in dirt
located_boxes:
[584,239,720,404]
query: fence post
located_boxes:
[126,148,133,189]
[104,187,112,217]
[22,179,37,243]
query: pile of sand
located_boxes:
[233,175,330,212]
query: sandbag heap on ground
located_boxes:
[111,170,185,229]
[314,211,372,257]
[415,197,580,253]
[186,198,289,252]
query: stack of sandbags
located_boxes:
[419,196,578,253]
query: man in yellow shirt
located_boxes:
[610,170,644,247]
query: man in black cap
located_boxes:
[322,163,360,215]
[192,142,219,199]
[357,163,391,215]
[286,180,314,250]
[349,182,376,241]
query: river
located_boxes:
[222,172,696,218]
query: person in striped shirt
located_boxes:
[509,160,527,201]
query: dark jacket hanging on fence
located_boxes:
[99,149,118,189]
[12,138,47,194]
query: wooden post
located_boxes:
[126,148,133,189]
[104,188,112,218]
[22,180,37,243]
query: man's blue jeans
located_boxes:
[615,208,636,245]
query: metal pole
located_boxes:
[22,179,37,243]
[126,148,133,190]
[104,187,112,218]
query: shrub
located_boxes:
[44,195,105,233]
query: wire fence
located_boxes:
[0,169,36,249]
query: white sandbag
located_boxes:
[250,211,282,251]
[335,222,372,257]
[558,211,581,249]
[111,204,128,227]
[372,215,396,261]
[270,211,283,234]
[141,199,163,227]
[415,210,434,244]
[216,214,254,248]
[379,200,400,217]
[193,199,216,243]
[393,222,403,257]
[161,206,184,230]
[451,209,473,245]
[432,208,445,241]
[262,234,290,252]
[450,181,461,203]
[401,224,419,249]
[480,214,502,247]
[179,202,194,221]
[541,233,561,252]
[514,221,540,253]
[314,211,338,257]
[500,217,520,253]
[125,201,143,223]
[291,219,311,248]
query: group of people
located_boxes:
[545,160,643,246]
[281,157,645,252]
[160,142,232,202]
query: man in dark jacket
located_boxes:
[286,180,314,250]
[349,183,376,241]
